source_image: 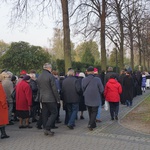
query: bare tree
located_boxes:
[123,0,143,70]
[3,0,72,73]
[61,0,72,73]
[70,0,108,71]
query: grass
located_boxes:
[120,95,150,134]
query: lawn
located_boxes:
[120,95,150,134]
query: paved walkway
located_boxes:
[1,90,150,150]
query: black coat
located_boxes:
[118,73,126,104]
[123,75,134,100]
[62,76,80,104]
[37,69,60,103]
[77,77,86,111]
[29,79,38,103]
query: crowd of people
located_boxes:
[0,63,148,138]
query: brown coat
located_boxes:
[0,83,9,125]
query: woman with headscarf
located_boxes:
[16,75,32,128]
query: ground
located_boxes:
[120,96,150,135]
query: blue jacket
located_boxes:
[142,75,146,87]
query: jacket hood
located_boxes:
[108,78,117,84]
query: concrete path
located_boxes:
[1,90,150,150]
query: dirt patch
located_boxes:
[120,97,150,135]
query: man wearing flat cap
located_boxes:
[82,66,104,131]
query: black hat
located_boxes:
[11,75,16,81]
[23,75,31,81]
[87,66,94,72]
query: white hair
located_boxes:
[67,69,75,76]
[43,63,52,70]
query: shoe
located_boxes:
[51,126,58,129]
[67,125,74,130]
[44,130,54,136]
[25,125,33,128]
[19,125,26,129]
[88,127,93,131]
[56,120,62,123]
[8,121,14,125]
[87,125,93,131]
[1,134,10,139]
[96,119,102,123]
[111,117,114,120]
[32,119,38,123]
[80,116,84,120]
[115,116,118,120]
[14,118,19,122]
[37,126,42,129]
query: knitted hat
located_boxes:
[94,68,98,73]
[87,66,94,72]
[20,70,27,75]
[23,75,31,81]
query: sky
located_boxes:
[0,2,57,48]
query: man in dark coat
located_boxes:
[118,70,126,105]
[82,66,104,131]
[62,69,80,130]
[104,67,117,86]
[37,63,60,136]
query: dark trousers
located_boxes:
[42,102,58,130]
[109,102,119,119]
[87,106,98,128]
[56,103,61,121]
[36,110,43,128]
[32,102,40,120]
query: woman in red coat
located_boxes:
[0,74,10,139]
[104,74,122,120]
[16,75,32,128]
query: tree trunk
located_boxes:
[129,25,134,70]
[61,0,72,74]
[117,3,124,70]
[100,0,106,71]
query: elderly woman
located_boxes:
[16,75,32,128]
[1,71,14,125]
[0,74,10,139]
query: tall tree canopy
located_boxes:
[81,48,95,65]
[74,40,100,64]
[0,41,52,74]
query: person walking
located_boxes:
[16,75,33,128]
[62,69,80,129]
[123,71,134,107]
[141,72,146,93]
[0,74,10,139]
[104,74,122,120]
[78,72,86,120]
[1,71,14,125]
[37,63,60,136]
[94,68,102,123]
[29,70,39,123]
[82,66,104,131]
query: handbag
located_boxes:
[104,101,109,111]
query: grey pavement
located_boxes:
[1,90,150,150]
